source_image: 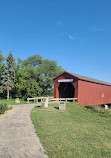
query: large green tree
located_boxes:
[38,59,64,96]
[22,55,42,67]
[15,55,64,98]
[1,51,15,99]
[0,53,64,99]
[15,67,42,98]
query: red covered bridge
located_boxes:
[53,71,111,106]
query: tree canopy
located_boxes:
[0,52,64,99]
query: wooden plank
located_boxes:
[27,97,78,103]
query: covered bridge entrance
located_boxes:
[59,82,75,98]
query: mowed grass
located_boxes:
[31,103,111,158]
[0,99,33,105]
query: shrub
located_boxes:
[85,105,111,116]
[15,98,19,100]
[0,103,8,114]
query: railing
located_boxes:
[27,97,77,103]
[27,97,53,103]
[50,98,78,103]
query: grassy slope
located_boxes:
[31,103,111,158]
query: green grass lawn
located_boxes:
[31,103,111,158]
[0,99,33,105]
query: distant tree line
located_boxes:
[0,50,64,99]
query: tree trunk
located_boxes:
[7,88,9,100]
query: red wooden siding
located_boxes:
[78,80,111,106]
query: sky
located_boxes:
[0,0,111,82]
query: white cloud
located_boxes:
[68,34,75,40]
[64,33,75,40]
[63,33,84,42]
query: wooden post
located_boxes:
[36,98,38,103]
[49,98,50,104]
[65,98,66,102]
[73,98,74,102]
[27,98,29,103]
[105,104,108,109]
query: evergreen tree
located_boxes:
[1,51,15,99]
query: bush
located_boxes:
[15,98,19,100]
[0,103,8,114]
[85,105,111,116]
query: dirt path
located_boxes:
[0,104,48,158]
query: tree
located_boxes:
[38,59,64,96]
[0,53,64,99]
[0,49,4,63]
[22,55,42,67]
[15,55,64,98]
[15,67,42,99]
[1,51,15,99]
[16,57,22,70]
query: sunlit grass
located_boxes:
[0,99,33,105]
[31,103,111,158]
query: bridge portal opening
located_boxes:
[58,83,75,98]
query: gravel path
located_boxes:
[0,104,48,158]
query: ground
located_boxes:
[1,102,111,158]
[31,103,111,158]
[0,104,48,158]
[0,99,32,105]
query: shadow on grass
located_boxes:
[35,105,42,108]
[54,107,59,110]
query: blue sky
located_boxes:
[0,0,111,82]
